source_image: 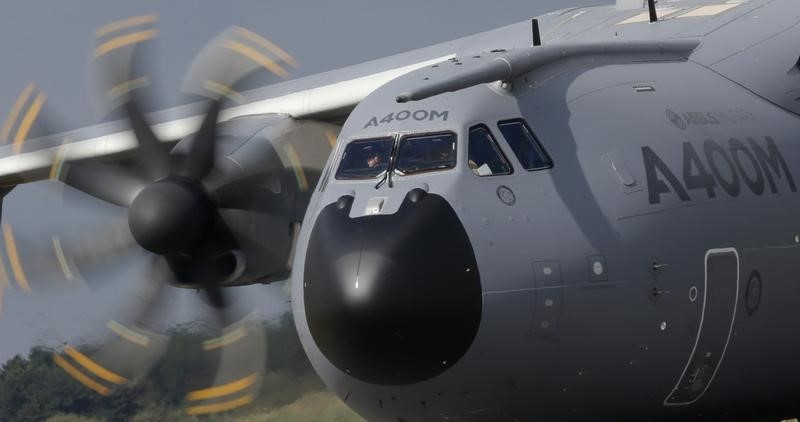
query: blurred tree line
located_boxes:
[0,314,358,421]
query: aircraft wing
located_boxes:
[0,51,455,186]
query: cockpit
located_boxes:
[336,132,457,181]
[333,118,551,183]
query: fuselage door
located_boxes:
[664,248,740,406]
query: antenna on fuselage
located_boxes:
[531,19,542,46]
[648,0,658,22]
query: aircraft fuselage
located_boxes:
[292,1,800,420]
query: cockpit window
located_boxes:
[336,137,394,180]
[468,125,512,177]
[395,133,456,175]
[497,119,553,171]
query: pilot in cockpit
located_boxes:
[366,152,383,169]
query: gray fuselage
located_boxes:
[291,1,800,420]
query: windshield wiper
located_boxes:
[374,170,389,189]
[375,139,399,189]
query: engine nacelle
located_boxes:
[172,113,339,286]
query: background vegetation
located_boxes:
[0,314,363,421]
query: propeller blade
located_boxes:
[54,183,127,222]
[184,316,266,416]
[123,99,170,180]
[56,226,145,292]
[68,220,139,264]
[63,161,146,208]
[123,254,176,328]
[204,283,227,310]
[90,16,169,181]
[193,238,235,304]
[157,211,238,310]
[52,254,171,394]
[73,324,170,387]
[181,25,297,102]
[176,100,221,180]
[192,217,244,326]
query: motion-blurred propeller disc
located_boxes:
[17,15,301,415]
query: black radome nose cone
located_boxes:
[304,192,482,385]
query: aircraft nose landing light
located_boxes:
[303,189,482,385]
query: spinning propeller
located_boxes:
[0,15,306,415]
[65,97,239,309]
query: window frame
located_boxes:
[496,118,554,172]
[334,136,396,181]
[393,131,458,177]
[466,124,514,177]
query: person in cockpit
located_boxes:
[366,152,383,169]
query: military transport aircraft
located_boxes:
[0,0,799,420]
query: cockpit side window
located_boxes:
[497,119,553,171]
[395,132,457,176]
[468,125,512,177]
[335,137,394,180]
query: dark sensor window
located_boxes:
[468,125,512,177]
[336,137,394,180]
[497,119,552,171]
[395,133,457,175]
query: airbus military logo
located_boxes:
[666,109,687,130]
[665,109,755,131]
